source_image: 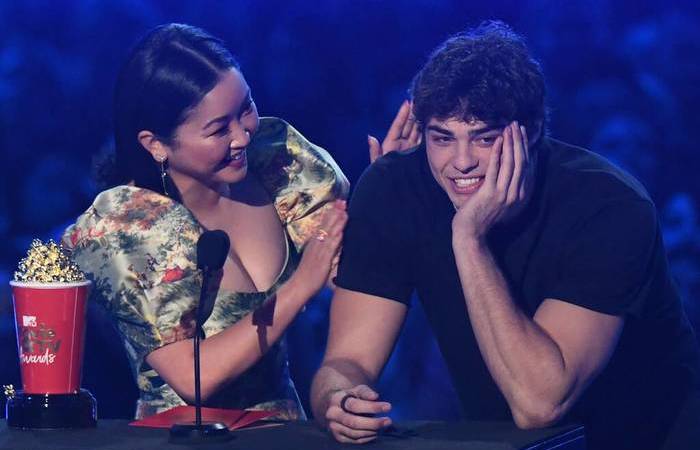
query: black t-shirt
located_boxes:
[336,138,700,449]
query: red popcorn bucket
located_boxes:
[9,280,91,394]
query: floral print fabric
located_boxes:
[62,117,348,419]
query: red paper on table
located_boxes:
[129,405,278,431]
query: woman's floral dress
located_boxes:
[62,117,348,419]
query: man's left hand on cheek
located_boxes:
[452,121,534,243]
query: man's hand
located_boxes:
[325,385,392,444]
[310,291,406,442]
[368,100,422,162]
[452,121,534,242]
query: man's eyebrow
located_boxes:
[426,123,505,136]
[426,124,454,135]
[470,124,504,136]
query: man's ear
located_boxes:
[137,130,169,162]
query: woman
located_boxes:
[62,23,349,420]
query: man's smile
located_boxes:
[449,176,485,195]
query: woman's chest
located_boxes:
[202,201,288,294]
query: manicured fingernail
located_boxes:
[520,125,526,135]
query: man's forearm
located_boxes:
[453,237,572,427]
[310,359,374,427]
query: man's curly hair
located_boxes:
[411,21,546,133]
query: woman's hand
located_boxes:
[368,100,422,163]
[290,200,348,300]
[452,122,534,244]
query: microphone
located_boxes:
[196,230,229,327]
[170,230,231,443]
[197,230,230,270]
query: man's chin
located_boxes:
[442,181,482,210]
[449,193,474,210]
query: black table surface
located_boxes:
[1,419,584,450]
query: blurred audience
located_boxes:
[1,0,698,420]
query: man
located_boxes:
[311,21,700,449]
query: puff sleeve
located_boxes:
[62,186,204,380]
[248,117,349,252]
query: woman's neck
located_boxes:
[170,173,230,213]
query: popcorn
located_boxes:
[13,239,86,283]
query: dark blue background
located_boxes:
[1,0,699,421]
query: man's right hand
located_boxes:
[325,385,393,444]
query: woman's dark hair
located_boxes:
[410,21,546,134]
[102,23,239,198]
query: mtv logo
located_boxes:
[23,316,37,327]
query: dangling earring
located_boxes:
[156,154,169,197]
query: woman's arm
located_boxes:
[147,201,347,403]
[367,100,422,163]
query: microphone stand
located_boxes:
[194,323,204,428]
[169,264,231,443]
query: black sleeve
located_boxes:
[334,163,414,305]
[543,199,660,318]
